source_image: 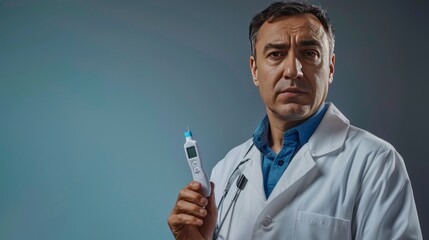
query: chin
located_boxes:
[273,103,312,121]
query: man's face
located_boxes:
[250,14,335,125]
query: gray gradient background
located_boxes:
[0,0,428,239]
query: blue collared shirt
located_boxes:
[253,103,328,198]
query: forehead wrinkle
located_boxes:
[276,24,325,42]
[257,25,328,56]
[257,14,327,45]
[260,28,324,51]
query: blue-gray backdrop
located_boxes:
[1,0,428,239]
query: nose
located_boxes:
[283,54,303,79]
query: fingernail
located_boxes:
[192,182,199,188]
[200,198,207,206]
[199,208,206,216]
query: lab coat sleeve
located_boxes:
[352,147,422,239]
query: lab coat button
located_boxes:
[262,215,272,227]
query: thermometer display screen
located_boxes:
[186,146,197,159]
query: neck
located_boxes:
[266,110,306,154]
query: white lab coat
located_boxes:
[211,103,422,240]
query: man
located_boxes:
[168,1,422,239]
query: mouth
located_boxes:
[278,88,307,97]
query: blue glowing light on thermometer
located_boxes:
[184,128,211,197]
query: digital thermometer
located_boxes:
[184,128,211,197]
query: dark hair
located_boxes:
[249,1,335,57]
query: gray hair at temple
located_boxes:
[249,1,335,58]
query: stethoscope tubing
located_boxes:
[213,144,254,239]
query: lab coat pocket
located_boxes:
[293,211,350,240]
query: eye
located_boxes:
[267,51,285,59]
[303,50,319,59]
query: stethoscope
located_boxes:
[213,144,254,240]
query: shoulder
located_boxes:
[223,138,254,161]
[211,138,253,175]
[210,138,253,183]
[347,125,396,152]
[318,103,398,158]
[318,104,407,179]
[346,125,408,179]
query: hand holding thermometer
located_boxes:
[184,128,211,197]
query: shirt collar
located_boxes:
[253,103,328,152]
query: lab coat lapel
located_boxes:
[239,103,349,203]
[241,145,266,201]
[308,103,349,157]
[267,103,349,201]
[268,146,316,201]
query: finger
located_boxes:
[187,181,202,191]
[168,213,203,226]
[177,183,208,207]
[175,199,207,218]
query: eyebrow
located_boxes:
[263,43,288,55]
[262,39,323,55]
[299,39,322,48]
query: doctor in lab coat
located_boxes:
[167,1,422,239]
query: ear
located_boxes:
[328,54,335,84]
[250,56,259,87]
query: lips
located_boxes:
[280,88,304,93]
[278,88,307,96]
